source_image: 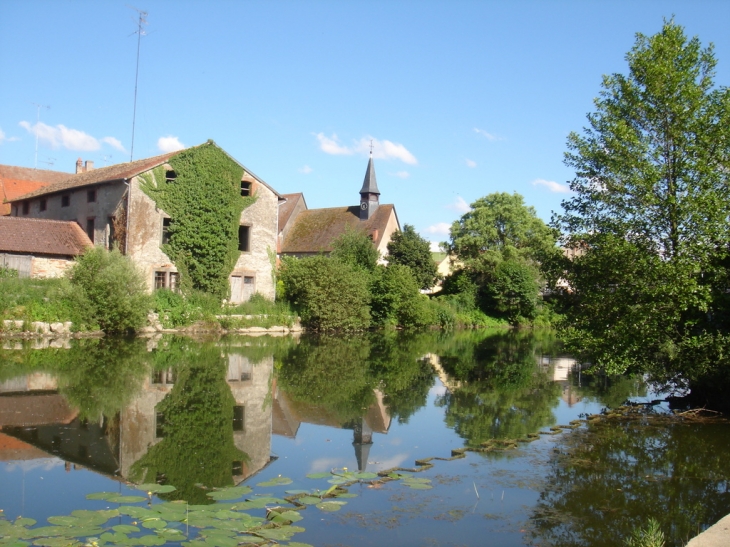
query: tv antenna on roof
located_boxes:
[30,102,50,169]
[102,154,113,165]
[38,157,56,167]
[128,6,148,162]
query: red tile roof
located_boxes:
[280,204,395,254]
[0,217,93,256]
[0,165,72,215]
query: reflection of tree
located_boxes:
[531,418,730,547]
[434,330,561,446]
[130,344,247,504]
[568,369,648,409]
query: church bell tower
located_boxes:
[359,152,380,220]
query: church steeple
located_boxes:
[359,152,380,220]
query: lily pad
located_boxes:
[46,517,80,527]
[14,519,36,528]
[256,476,293,487]
[297,496,321,506]
[405,483,433,490]
[134,484,176,494]
[112,525,140,534]
[255,525,305,541]
[205,486,252,501]
[24,526,73,538]
[305,472,332,479]
[353,472,378,480]
[85,492,118,501]
[284,490,309,495]
[107,495,147,504]
[240,497,288,509]
[316,501,346,512]
[136,535,166,546]
[267,510,303,524]
[31,539,80,547]
[140,520,167,530]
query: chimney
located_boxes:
[76,158,84,174]
[84,160,94,171]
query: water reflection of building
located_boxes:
[540,355,583,407]
[271,386,391,471]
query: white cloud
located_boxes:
[315,133,417,164]
[474,127,502,141]
[532,178,571,193]
[101,136,126,152]
[465,158,477,168]
[315,133,352,155]
[0,127,19,144]
[429,241,443,252]
[393,170,410,179]
[20,121,100,151]
[298,165,313,174]
[446,196,471,214]
[157,136,185,153]
[424,222,451,235]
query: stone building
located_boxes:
[5,141,283,300]
[278,154,400,261]
[0,164,70,216]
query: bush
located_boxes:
[68,247,151,334]
[280,255,371,331]
[370,264,434,328]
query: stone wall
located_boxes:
[30,256,76,278]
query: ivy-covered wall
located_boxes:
[139,142,256,299]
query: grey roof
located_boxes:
[359,156,380,195]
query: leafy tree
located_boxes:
[370,264,434,328]
[68,247,151,334]
[279,255,371,330]
[553,20,730,408]
[330,227,379,272]
[386,224,439,290]
[446,192,557,323]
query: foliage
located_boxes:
[624,519,665,547]
[68,247,151,334]
[370,264,434,328]
[140,141,256,299]
[279,255,371,331]
[386,224,439,290]
[130,343,248,504]
[330,226,380,272]
[552,20,730,407]
[446,192,558,324]
[0,267,18,279]
[152,289,204,328]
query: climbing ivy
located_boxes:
[140,142,256,299]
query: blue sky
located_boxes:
[2,1,729,248]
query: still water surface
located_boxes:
[1,331,729,547]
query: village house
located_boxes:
[4,141,283,301]
[278,154,400,261]
[0,164,71,216]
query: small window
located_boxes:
[61,195,70,207]
[107,217,116,250]
[165,170,177,182]
[241,181,251,196]
[86,218,95,243]
[232,461,244,476]
[40,199,47,212]
[161,218,171,244]
[169,272,179,292]
[155,271,167,289]
[233,405,245,432]
[87,189,96,203]
[155,412,165,438]
[238,225,250,252]
[22,201,29,215]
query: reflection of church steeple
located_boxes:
[359,152,380,221]
[352,418,373,472]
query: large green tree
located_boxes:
[446,192,557,323]
[386,224,438,290]
[553,20,730,408]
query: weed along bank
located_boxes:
[4,141,283,302]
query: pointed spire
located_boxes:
[359,153,380,196]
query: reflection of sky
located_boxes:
[4,457,65,472]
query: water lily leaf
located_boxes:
[14,519,36,528]
[85,492,118,501]
[403,477,431,484]
[231,536,260,544]
[1,541,30,547]
[326,478,348,485]
[134,484,176,494]
[268,510,303,524]
[135,534,166,546]
[205,486,252,501]
[107,495,147,504]
[67,528,105,538]
[196,533,239,547]
[256,476,293,487]
[156,529,186,542]
[25,526,73,538]
[100,532,128,543]
[46,517,81,527]
[241,497,288,509]
[305,472,332,479]
[284,490,309,495]
[316,501,346,512]
[255,525,304,541]
[118,507,157,519]
[31,539,80,547]
[111,526,139,534]
[405,483,432,490]
[297,496,321,506]
[140,520,166,530]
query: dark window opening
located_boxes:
[233,405,245,432]
[156,412,165,438]
[154,271,180,292]
[61,195,70,207]
[108,217,115,250]
[162,218,171,244]
[155,271,167,290]
[86,218,95,242]
[78,445,88,459]
[241,181,251,196]
[232,461,244,476]
[51,435,62,453]
[87,189,96,203]
[238,225,250,252]
[22,201,29,215]
[166,170,177,182]
[40,199,47,212]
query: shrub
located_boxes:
[330,227,380,272]
[280,255,371,331]
[68,247,151,334]
[370,264,433,328]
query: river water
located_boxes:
[1,330,729,547]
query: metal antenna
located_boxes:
[38,157,56,167]
[128,6,148,162]
[102,154,113,165]
[30,102,50,169]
